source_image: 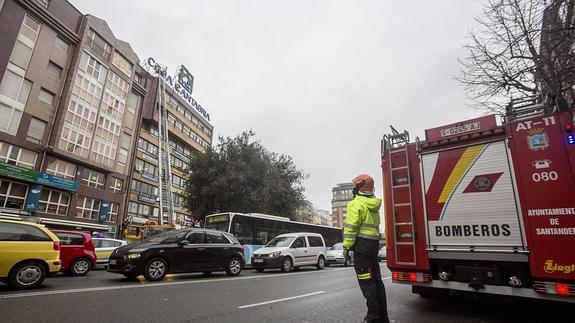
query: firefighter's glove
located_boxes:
[343,248,350,261]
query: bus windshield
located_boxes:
[266,236,294,247]
[204,214,231,232]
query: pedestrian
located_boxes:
[343,174,389,323]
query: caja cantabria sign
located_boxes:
[145,57,211,122]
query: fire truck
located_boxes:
[381,100,575,302]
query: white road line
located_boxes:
[0,267,353,300]
[238,291,325,309]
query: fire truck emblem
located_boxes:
[463,173,503,193]
[473,176,491,191]
[527,128,549,151]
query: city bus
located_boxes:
[204,212,343,265]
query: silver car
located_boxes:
[93,238,128,267]
[326,242,353,267]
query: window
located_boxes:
[0,180,27,209]
[292,237,307,248]
[59,53,106,159]
[38,88,55,105]
[137,138,158,156]
[173,193,185,207]
[26,117,46,144]
[125,93,141,130]
[131,180,157,198]
[109,177,123,193]
[86,29,111,60]
[135,159,158,180]
[112,51,133,77]
[38,188,70,216]
[10,40,33,70]
[206,232,228,244]
[127,202,156,219]
[54,37,69,53]
[308,236,324,247]
[106,203,118,223]
[0,142,37,169]
[171,174,186,189]
[117,148,128,166]
[0,72,31,135]
[76,196,100,219]
[46,61,63,79]
[0,222,50,241]
[56,232,84,245]
[80,168,105,189]
[45,157,76,180]
[185,231,204,244]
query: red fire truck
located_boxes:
[382,102,575,302]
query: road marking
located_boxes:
[0,267,353,299]
[238,291,325,309]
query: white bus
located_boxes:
[204,212,342,265]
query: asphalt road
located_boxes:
[0,263,572,323]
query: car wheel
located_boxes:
[316,256,326,270]
[280,257,293,273]
[144,258,168,281]
[71,258,91,276]
[255,268,265,273]
[8,261,46,289]
[226,257,242,276]
[123,273,139,279]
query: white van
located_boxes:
[251,232,327,273]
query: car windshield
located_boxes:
[330,243,343,250]
[266,236,294,247]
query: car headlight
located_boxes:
[269,251,281,258]
[127,253,141,259]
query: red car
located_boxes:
[51,230,97,276]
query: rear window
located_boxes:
[0,222,51,241]
[206,232,229,244]
[308,236,324,247]
[56,232,84,245]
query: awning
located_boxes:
[38,218,109,231]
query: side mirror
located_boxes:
[179,240,190,247]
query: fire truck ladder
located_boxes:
[156,73,175,226]
[383,126,417,266]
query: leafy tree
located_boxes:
[184,131,308,221]
[457,0,575,113]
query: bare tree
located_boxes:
[457,0,575,113]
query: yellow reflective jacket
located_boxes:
[343,195,382,250]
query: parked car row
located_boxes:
[0,219,127,289]
[1,218,387,290]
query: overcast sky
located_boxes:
[72,0,486,211]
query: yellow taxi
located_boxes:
[0,219,61,289]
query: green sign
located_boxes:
[207,214,229,223]
[0,163,37,182]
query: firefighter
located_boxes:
[343,174,389,323]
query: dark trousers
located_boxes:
[354,251,388,323]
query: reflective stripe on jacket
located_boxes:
[343,195,382,250]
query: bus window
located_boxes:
[231,215,254,245]
[254,218,277,245]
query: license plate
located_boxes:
[109,259,117,265]
[252,258,263,263]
